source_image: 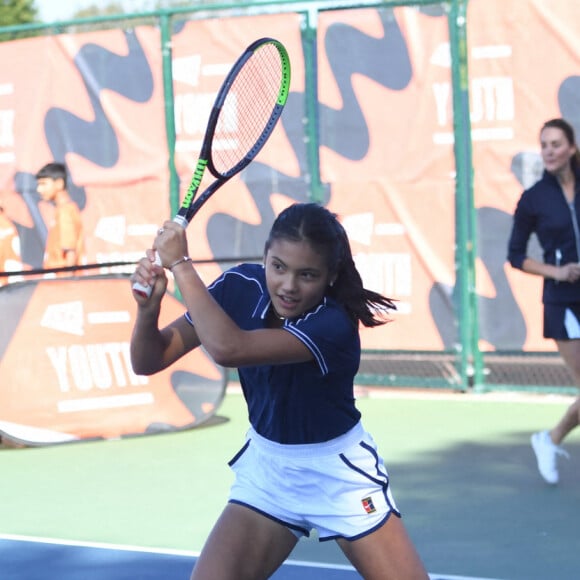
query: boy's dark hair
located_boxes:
[265,202,396,327]
[35,162,67,188]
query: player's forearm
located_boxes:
[522,257,560,279]
[130,305,168,375]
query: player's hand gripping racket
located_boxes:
[133,37,291,297]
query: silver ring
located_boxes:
[157,227,165,235]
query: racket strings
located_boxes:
[212,44,284,176]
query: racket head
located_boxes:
[208,37,290,176]
[183,38,291,221]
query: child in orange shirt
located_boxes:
[36,162,85,271]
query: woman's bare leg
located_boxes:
[552,340,580,445]
[337,515,428,580]
[191,503,299,580]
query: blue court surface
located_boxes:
[0,534,504,580]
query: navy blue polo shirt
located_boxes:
[508,169,580,304]
[186,263,361,444]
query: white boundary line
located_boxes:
[0,533,506,579]
[352,385,577,404]
[429,577,506,580]
[0,534,351,571]
[0,533,199,558]
[226,382,577,405]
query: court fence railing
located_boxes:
[1,0,576,396]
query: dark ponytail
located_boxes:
[265,203,396,327]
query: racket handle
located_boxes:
[132,215,189,298]
[132,252,162,298]
[173,214,189,228]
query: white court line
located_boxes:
[57,392,154,413]
[353,385,576,405]
[0,534,351,571]
[227,381,577,405]
[0,533,199,558]
[429,576,505,580]
[0,533,506,579]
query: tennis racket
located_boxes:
[133,37,291,297]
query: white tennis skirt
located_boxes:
[227,421,401,541]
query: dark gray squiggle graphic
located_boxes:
[320,9,412,160]
[14,31,154,265]
[45,30,154,209]
[558,76,580,134]
[205,10,415,261]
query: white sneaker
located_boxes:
[530,430,570,485]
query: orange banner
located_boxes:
[0,27,169,274]
[467,0,580,351]
[0,3,578,362]
[317,7,455,350]
[0,276,225,445]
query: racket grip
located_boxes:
[173,214,189,228]
[132,214,188,298]
[132,253,162,298]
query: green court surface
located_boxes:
[1,388,578,580]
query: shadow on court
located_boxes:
[385,433,580,580]
[286,434,580,580]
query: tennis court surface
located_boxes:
[2,388,578,579]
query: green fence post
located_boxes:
[448,0,481,389]
[301,8,324,204]
[159,11,179,217]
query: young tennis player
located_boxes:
[130,202,428,579]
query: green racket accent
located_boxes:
[182,158,209,211]
[273,40,291,106]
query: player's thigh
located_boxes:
[336,515,428,580]
[191,503,299,580]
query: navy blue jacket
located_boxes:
[507,168,580,304]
